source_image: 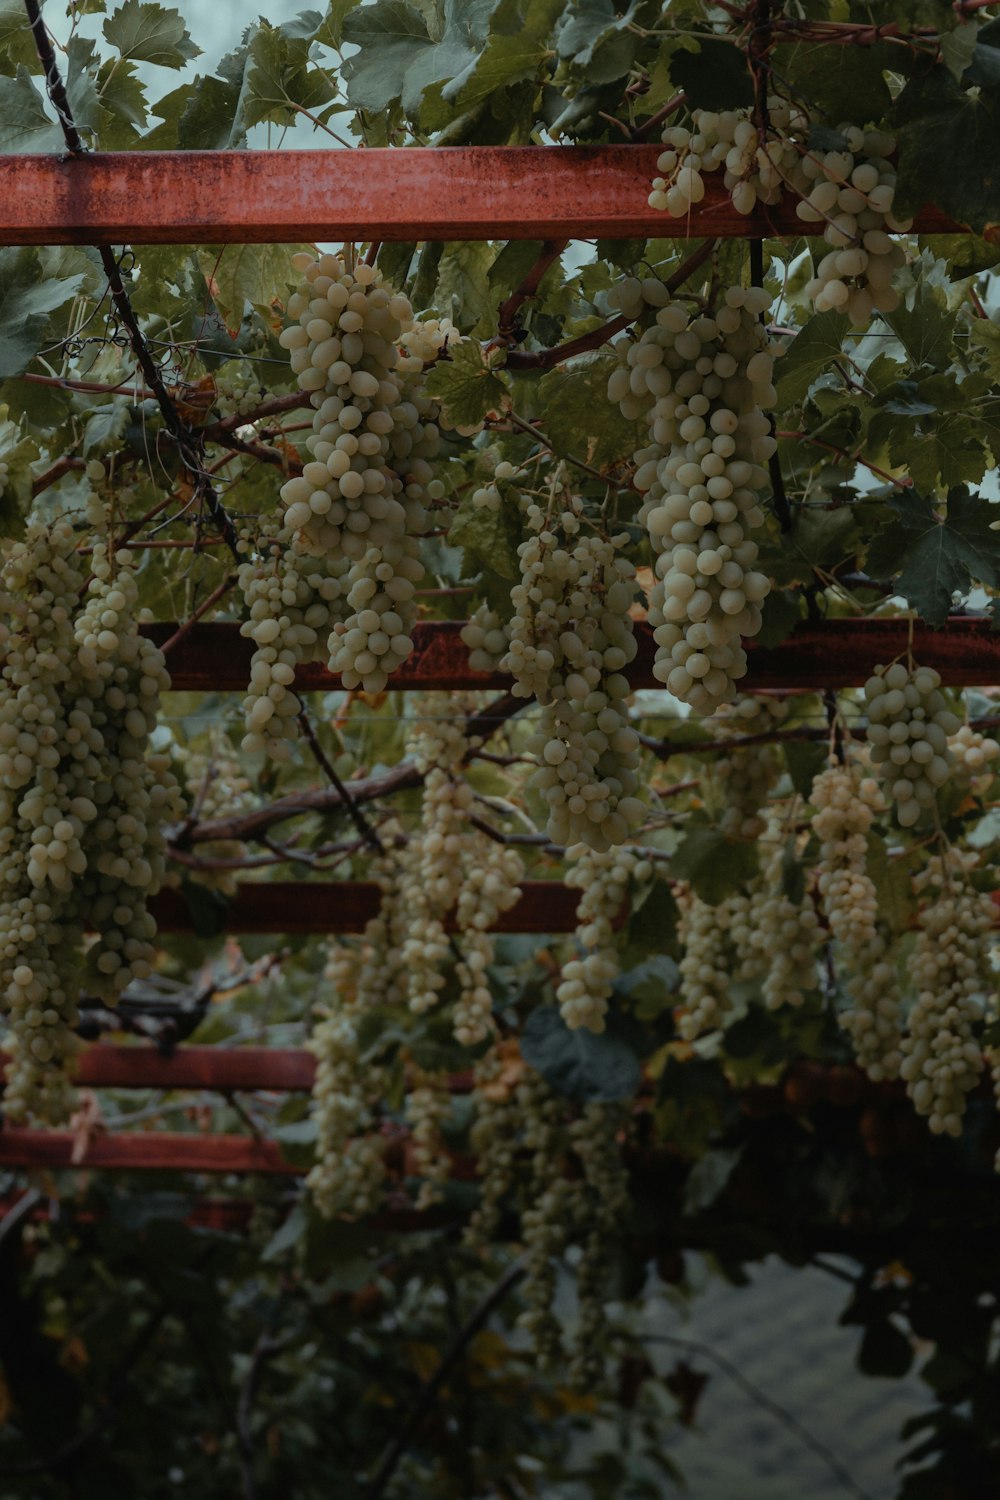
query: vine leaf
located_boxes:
[102,0,201,69]
[669,38,753,111]
[670,827,758,904]
[520,1005,642,1102]
[424,339,509,429]
[863,840,917,930]
[865,485,1000,624]
[893,62,1000,235]
[0,65,62,152]
[341,0,445,115]
[774,312,850,408]
[448,484,522,580]
[0,248,85,379]
[536,352,645,469]
[440,0,565,113]
[882,278,957,372]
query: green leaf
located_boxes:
[757,506,859,588]
[424,338,509,429]
[755,588,802,649]
[556,0,639,83]
[670,827,758,904]
[242,21,337,129]
[775,37,894,123]
[0,248,85,379]
[864,835,917,935]
[0,0,44,70]
[203,243,306,321]
[180,879,230,939]
[535,352,644,470]
[940,22,980,82]
[775,312,850,407]
[441,0,565,113]
[669,37,753,111]
[488,238,546,295]
[520,1004,642,1102]
[448,481,522,579]
[96,58,149,144]
[888,414,987,495]
[682,1145,743,1214]
[867,485,1000,623]
[894,63,1000,235]
[0,65,61,153]
[882,278,957,371]
[103,0,200,69]
[173,67,248,149]
[342,0,433,112]
[784,739,828,800]
[316,0,362,48]
[433,241,496,332]
[83,400,133,455]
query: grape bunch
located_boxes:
[750,821,822,1011]
[812,764,907,1082]
[237,517,348,758]
[460,603,511,674]
[307,944,387,1220]
[278,252,434,696]
[863,662,959,826]
[676,885,757,1040]
[556,845,652,1033]
[406,1072,453,1210]
[399,694,523,1044]
[810,762,882,951]
[609,286,774,714]
[900,849,995,1137]
[503,497,645,849]
[706,694,787,839]
[0,522,180,1121]
[949,721,1000,788]
[648,103,911,323]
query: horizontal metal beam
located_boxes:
[150,617,1000,694]
[73,1044,315,1092]
[148,879,583,934]
[0,1128,298,1174]
[0,148,970,245]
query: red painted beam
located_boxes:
[148,878,581,934]
[149,617,1000,694]
[71,1045,316,1092]
[0,1129,298,1175]
[0,148,973,247]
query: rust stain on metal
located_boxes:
[0,147,975,245]
[146,618,1000,696]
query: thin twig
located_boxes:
[296,706,383,853]
[159,574,237,657]
[366,1260,526,1500]
[642,1332,876,1500]
[21,0,241,563]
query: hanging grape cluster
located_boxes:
[0,522,180,1121]
[557,845,652,1032]
[503,491,645,848]
[648,103,910,322]
[863,662,959,826]
[608,283,774,714]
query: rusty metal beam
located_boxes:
[150,617,1000,694]
[0,1128,298,1175]
[72,1045,315,1092]
[0,148,970,246]
[148,879,582,934]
